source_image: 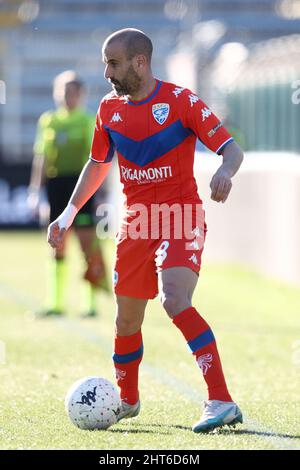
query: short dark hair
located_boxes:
[104,28,153,62]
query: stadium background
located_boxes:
[1,0,300,283]
[0,0,300,451]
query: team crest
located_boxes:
[152,103,170,125]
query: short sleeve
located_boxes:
[87,113,96,145]
[89,104,115,163]
[179,91,234,154]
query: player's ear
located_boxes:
[135,54,147,69]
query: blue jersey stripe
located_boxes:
[127,80,162,106]
[113,344,144,364]
[103,134,115,163]
[187,329,215,353]
[104,120,193,167]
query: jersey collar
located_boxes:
[127,80,162,106]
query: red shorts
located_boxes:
[113,204,207,299]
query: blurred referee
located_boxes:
[28,70,108,318]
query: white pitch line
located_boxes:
[0,282,299,450]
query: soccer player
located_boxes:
[47,30,244,432]
[29,70,108,318]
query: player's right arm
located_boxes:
[48,102,115,249]
[28,114,48,213]
[27,153,46,213]
[47,160,111,248]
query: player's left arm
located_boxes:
[179,90,244,203]
[210,140,243,203]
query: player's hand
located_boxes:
[210,169,232,203]
[47,203,77,248]
[47,221,67,249]
[27,188,40,217]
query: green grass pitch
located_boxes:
[0,231,299,450]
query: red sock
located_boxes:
[113,329,143,405]
[173,307,232,402]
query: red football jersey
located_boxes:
[90,80,233,206]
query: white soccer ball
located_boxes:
[65,376,121,430]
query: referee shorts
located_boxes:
[46,176,95,228]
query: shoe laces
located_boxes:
[202,400,229,419]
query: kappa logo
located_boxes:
[189,94,200,107]
[76,386,97,406]
[201,107,212,121]
[110,112,123,123]
[189,239,200,250]
[197,353,213,375]
[112,407,121,417]
[191,226,201,238]
[188,253,199,265]
[152,103,170,125]
[173,86,185,98]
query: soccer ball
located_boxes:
[65,376,121,430]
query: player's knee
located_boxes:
[115,313,141,336]
[160,290,190,318]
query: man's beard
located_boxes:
[110,65,142,96]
